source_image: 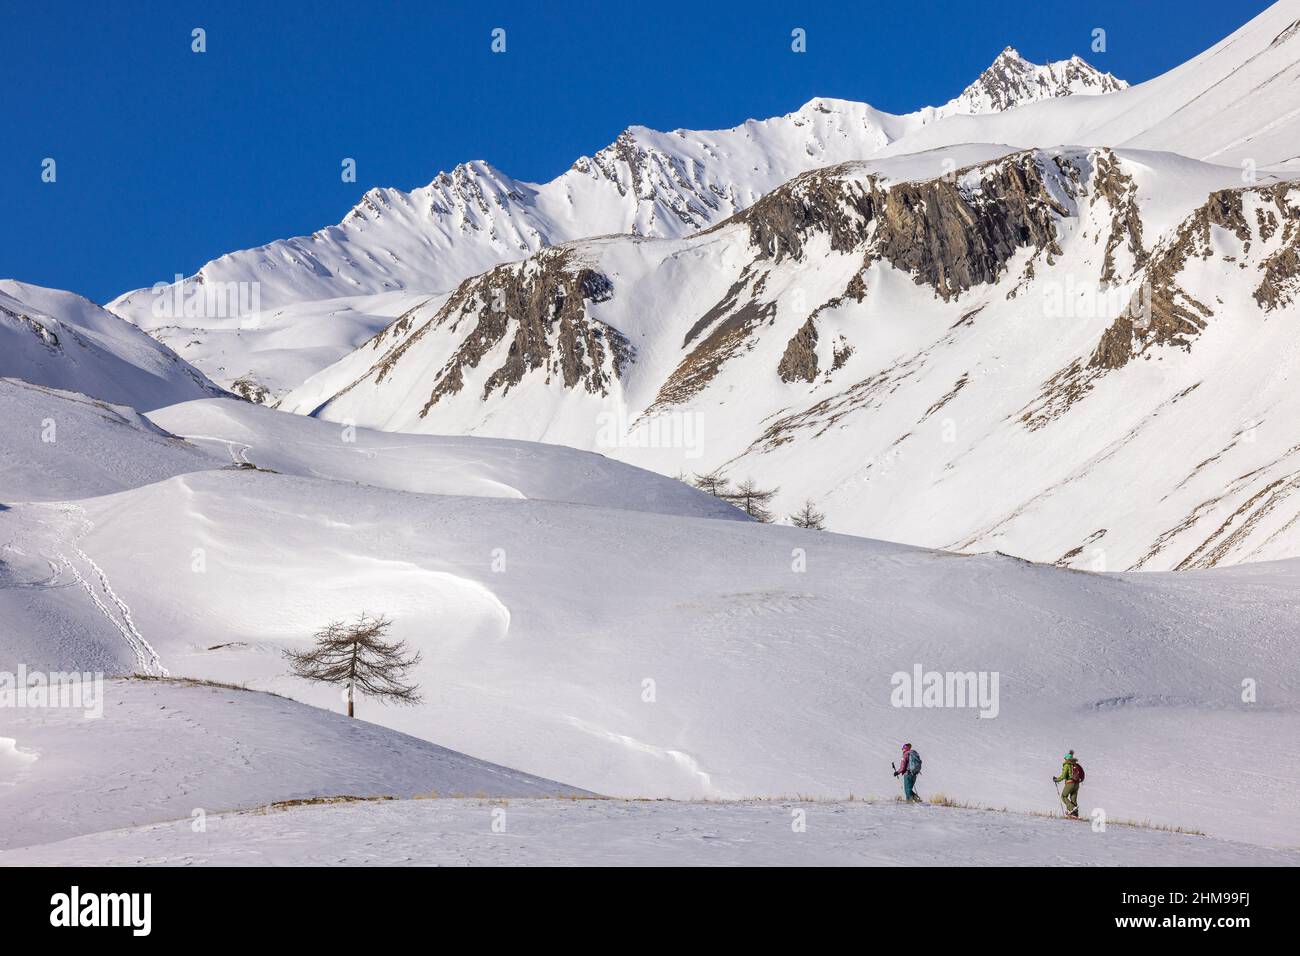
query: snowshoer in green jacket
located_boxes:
[1054,750,1084,817]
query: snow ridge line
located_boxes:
[55,505,167,677]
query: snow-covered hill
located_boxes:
[0,678,583,852]
[146,397,745,520]
[281,145,1300,571]
[3,459,1295,846]
[0,379,220,502]
[8,797,1295,867]
[105,50,1125,400]
[0,281,224,411]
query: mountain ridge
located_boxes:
[105,49,1128,403]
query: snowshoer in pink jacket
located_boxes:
[894,742,922,802]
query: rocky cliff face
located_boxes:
[1036,182,1300,398]
[283,146,1300,572]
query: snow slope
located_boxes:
[5,466,1295,846]
[0,281,223,411]
[0,678,584,852]
[0,379,220,503]
[6,798,1294,867]
[145,397,745,520]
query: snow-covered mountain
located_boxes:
[266,4,1300,571]
[880,1,1300,168]
[933,46,1127,116]
[105,49,1125,401]
[0,281,224,411]
[5,4,1300,868]
[280,143,1300,571]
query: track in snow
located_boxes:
[54,504,166,676]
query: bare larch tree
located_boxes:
[724,479,780,523]
[789,499,827,530]
[284,613,422,717]
[691,470,734,498]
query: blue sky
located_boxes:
[0,0,1276,304]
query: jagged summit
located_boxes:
[109,51,1129,344]
[941,46,1128,116]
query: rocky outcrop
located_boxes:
[941,47,1127,115]
[777,318,820,383]
[735,151,1072,302]
[0,304,61,351]
[411,249,629,415]
[1089,186,1300,372]
[1094,149,1147,284]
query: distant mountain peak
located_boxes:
[943,47,1127,116]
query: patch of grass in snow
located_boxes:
[250,795,395,814]
[927,793,1007,811]
[1025,809,1205,836]
[122,674,286,698]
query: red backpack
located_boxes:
[1070,761,1085,783]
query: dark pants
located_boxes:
[902,772,920,802]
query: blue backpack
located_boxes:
[907,750,922,774]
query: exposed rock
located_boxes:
[230,375,270,404]
[777,318,820,383]
[1,305,61,350]
[1089,185,1300,374]
[734,150,1072,301]
[1094,149,1147,284]
[944,47,1127,115]
[415,250,628,414]
[655,298,776,408]
[830,336,854,373]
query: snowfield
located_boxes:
[0,379,221,502]
[0,679,584,852]
[146,397,745,520]
[105,50,1127,401]
[3,412,1297,849]
[5,797,1295,868]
